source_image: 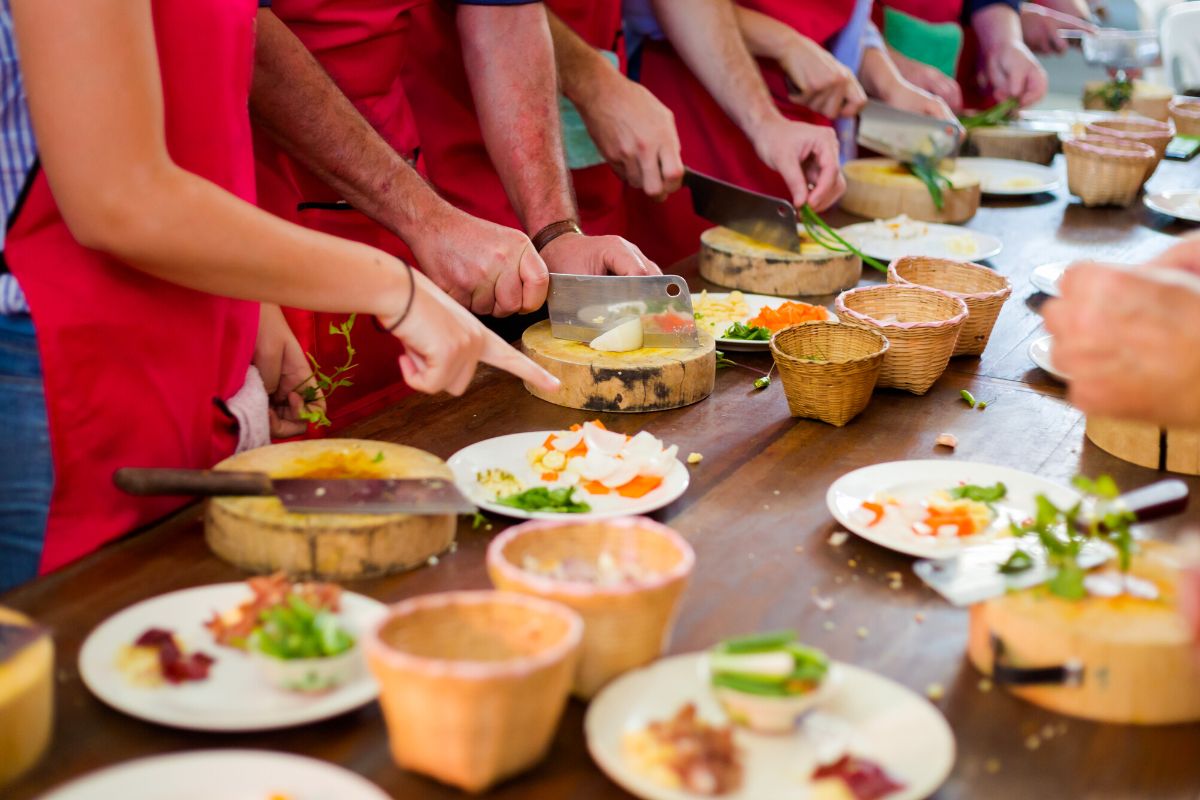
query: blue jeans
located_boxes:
[0,313,52,592]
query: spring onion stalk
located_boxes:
[800,204,887,273]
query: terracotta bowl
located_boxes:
[487,516,693,699]
[365,591,582,793]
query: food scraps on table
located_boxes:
[810,755,905,800]
[708,631,831,733]
[520,420,677,500]
[622,702,743,796]
[520,551,657,586]
[116,628,214,687]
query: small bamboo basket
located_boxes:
[487,516,694,699]
[1084,117,1174,180]
[834,285,967,395]
[769,321,889,426]
[887,256,1012,356]
[966,127,1059,165]
[366,591,582,793]
[1169,98,1200,138]
[1063,136,1156,207]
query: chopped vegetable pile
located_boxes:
[250,594,355,661]
[709,630,829,697]
[497,486,592,514]
[721,322,772,341]
[521,420,676,500]
[747,301,828,332]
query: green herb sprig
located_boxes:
[800,204,887,273]
[949,482,1007,504]
[497,486,592,514]
[290,314,359,428]
[909,155,954,211]
[958,98,1019,130]
[1084,78,1133,112]
[722,322,772,341]
[715,350,775,390]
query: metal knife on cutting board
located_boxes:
[546,273,701,348]
[114,467,475,515]
[914,479,1189,606]
[857,99,964,163]
[682,168,801,252]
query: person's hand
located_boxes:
[540,232,660,276]
[750,117,844,212]
[888,48,964,114]
[1043,262,1200,428]
[408,206,548,318]
[382,267,560,396]
[981,41,1048,107]
[254,304,321,438]
[877,75,960,123]
[574,69,684,201]
[780,34,866,120]
[1021,3,1097,55]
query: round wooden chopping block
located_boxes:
[521,320,715,413]
[206,439,456,580]
[841,158,981,224]
[967,542,1200,724]
[698,226,862,296]
[1085,416,1200,475]
[966,126,1059,165]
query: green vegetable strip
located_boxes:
[800,205,887,273]
[908,155,953,211]
[958,98,1019,130]
[716,630,797,654]
[949,482,1007,503]
[496,486,592,514]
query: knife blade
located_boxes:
[858,99,964,164]
[914,479,1189,606]
[546,273,701,348]
[114,467,475,515]
[683,168,801,252]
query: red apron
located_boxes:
[256,0,419,429]
[873,0,993,110]
[399,0,627,236]
[6,0,261,573]
[627,1,855,267]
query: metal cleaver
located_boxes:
[683,168,801,252]
[546,273,701,348]
[858,99,964,164]
[114,467,475,515]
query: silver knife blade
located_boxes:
[547,273,701,348]
[273,477,475,515]
[858,100,964,163]
[683,168,800,252]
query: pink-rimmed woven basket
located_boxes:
[835,284,967,394]
[887,256,1012,356]
[1063,135,1156,207]
[1169,98,1200,137]
[1084,116,1174,181]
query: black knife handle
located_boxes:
[114,468,274,498]
[1117,479,1188,525]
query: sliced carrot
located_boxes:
[569,424,582,432]
[748,301,828,332]
[861,501,885,526]
[616,475,663,498]
[542,434,557,450]
[566,442,588,458]
[541,472,559,482]
[582,480,612,495]
[590,420,607,430]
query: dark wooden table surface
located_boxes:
[6,157,1200,800]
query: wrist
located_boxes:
[375,260,417,331]
[532,219,583,253]
[564,51,621,110]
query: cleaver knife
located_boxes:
[683,168,801,252]
[914,479,1189,606]
[114,467,475,515]
[546,273,701,348]
[858,99,964,164]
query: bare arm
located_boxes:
[11,0,558,396]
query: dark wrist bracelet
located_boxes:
[374,262,416,334]
[531,219,582,252]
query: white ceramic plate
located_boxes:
[586,652,955,800]
[79,583,386,732]
[449,431,690,520]
[693,292,835,352]
[1028,334,1069,382]
[957,157,1060,196]
[1144,190,1200,223]
[1030,260,1068,297]
[38,750,391,800]
[826,460,1080,559]
[838,222,1002,263]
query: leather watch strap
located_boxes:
[531,219,582,252]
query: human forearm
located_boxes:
[250,10,450,241]
[548,10,621,108]
[458,4,575,232]
[735,4,804,62]
[972,2,1024,52]
[859,46,904,98]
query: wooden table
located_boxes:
[6,157,1200,800]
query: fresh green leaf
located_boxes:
[722,322,772,341]
[496,486,592,514]
[958,98,1019,130]
[1048,561,1087,600]
[949,482,1007,503]
[998,548,1034,575]
[372,451,385,464]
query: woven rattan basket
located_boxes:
[769,321,888,426]
[1063,136,1156,207]
[1169,98,1200,138]
[1084,117,1174,180]
[487,516,693,699]
[366,591,582,793]
[887,256,1012,356]
[834,285,967,395]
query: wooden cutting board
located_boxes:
[521,320,715,413]
[206,439,456,579]
[841,158,980,224]
[698,226,862,296]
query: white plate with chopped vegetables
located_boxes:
[448,421,690,520]
[38,750,392,800]
[78,581,386,732]
[826,460,1080,559]
[585,647,955,800]
[838,217,1002,262]
[692,291,836,352]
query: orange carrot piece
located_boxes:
[541,472,559,482]
[861,501,885,526]
[616,475,663,498]
[582,480,612,495]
